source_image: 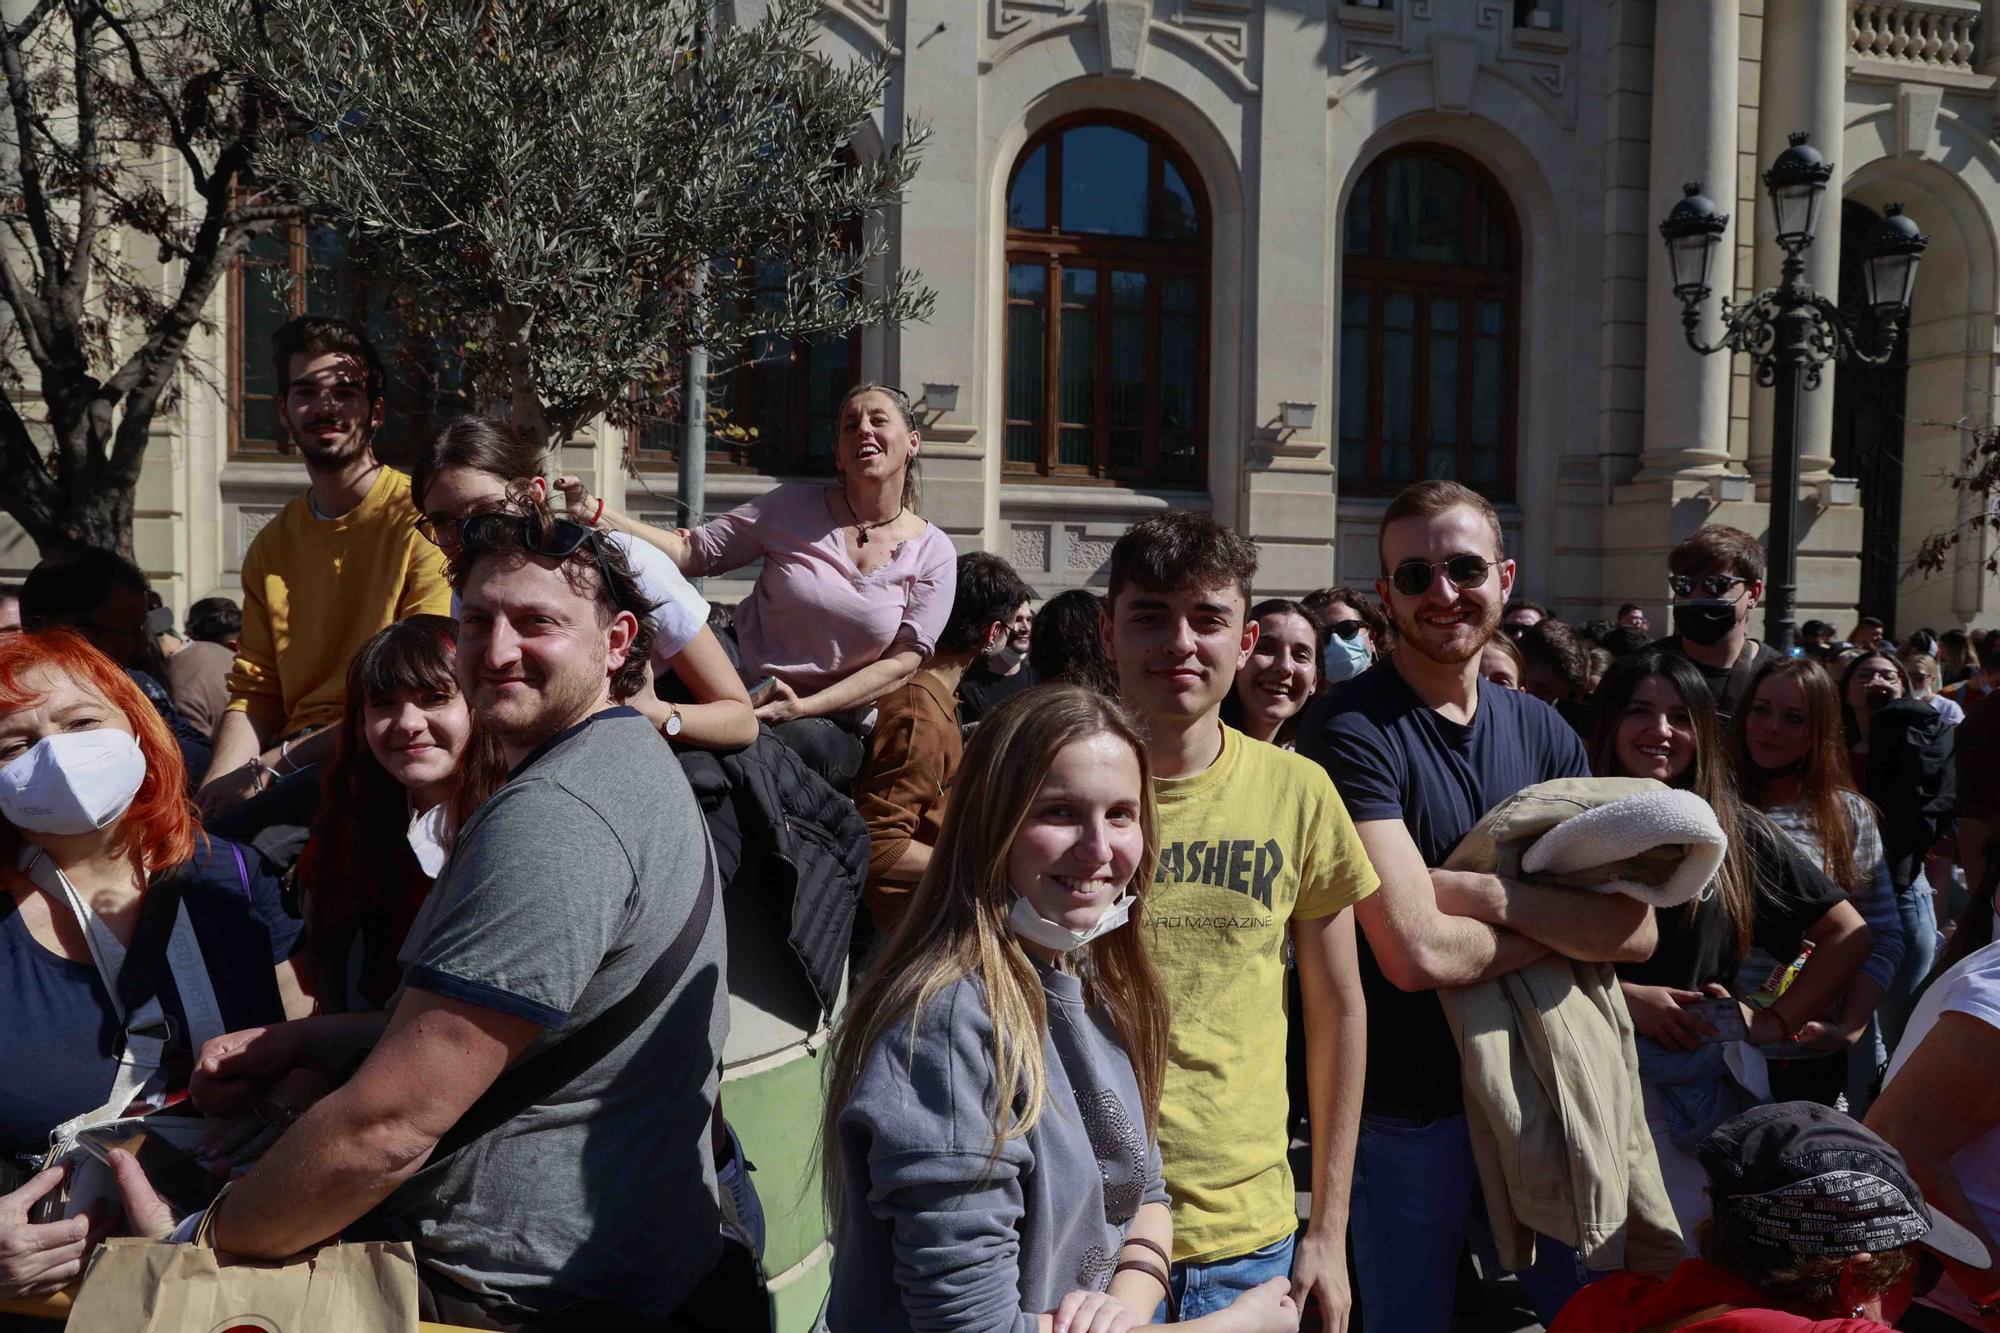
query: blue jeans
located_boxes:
[1350,1112,1586,1333]
[1881,886,1939,1056]
[1156,1233,1295,1322]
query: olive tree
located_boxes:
[183,0,932,451]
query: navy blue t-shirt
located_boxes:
[0,836,300,1159]
[1301,660,1590,1119]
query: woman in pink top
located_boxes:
[560,385,956,787]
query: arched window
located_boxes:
[230,222,464,469]
[1338,146,1520,497]
[1004,116,1208,485]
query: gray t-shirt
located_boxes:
[383,707,726,1315]
[828,963,1168,1332]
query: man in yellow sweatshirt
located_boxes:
[197,316,449,836]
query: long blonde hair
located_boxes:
[820,684,1170,1213]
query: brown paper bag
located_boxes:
[67,1237,419,1333]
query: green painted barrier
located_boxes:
[720,880,843,1331]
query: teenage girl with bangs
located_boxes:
[822,683,1299,1333]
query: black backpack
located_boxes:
[1863,698,1956,891]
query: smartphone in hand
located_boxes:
[1683,996,1749,1045]
[747,676,779,705]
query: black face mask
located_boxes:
[1745,755,1805,782]
[1673,599,1739,647]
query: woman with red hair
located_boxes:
[0,629,306,1298]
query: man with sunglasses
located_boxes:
[197,315,449,839]
[1656,525,1780,725]
[1301,480,1658,1332]
[187,504,729,1330]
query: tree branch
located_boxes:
[62,1,102,326]
[93,0,213,187]
[0,3,67,319]
[0,389,60,542]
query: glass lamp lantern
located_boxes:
[1859,203,1928,317]
[1658,183,1729,301]
[1762,131,1833,251]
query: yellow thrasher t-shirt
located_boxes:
[1146,725,1379,1264]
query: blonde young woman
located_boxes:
[822,684,1299,1333]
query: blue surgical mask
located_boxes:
[1321,633,1371,685]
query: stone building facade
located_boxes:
[10,0,2000,639]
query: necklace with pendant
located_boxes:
[852,497,905,546]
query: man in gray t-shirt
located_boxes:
[168,508,726,1327]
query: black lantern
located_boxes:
[1859,202,1929,317]
[1762,130,1833,250]
[1658,182,1730,300]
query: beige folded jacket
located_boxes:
[1439,777,1714,1276]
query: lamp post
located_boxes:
[1657,131,1927,653]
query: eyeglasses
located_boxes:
[1390,555,1495,598]
[1329,619,1366,640]
[414,513,461,547]
[1668,573,1749,599]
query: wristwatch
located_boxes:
[663,701,684,739]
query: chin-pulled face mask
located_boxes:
[1672,599,1740,647]
[406,802,452,878]
[991,642,1028,671]
[1007,889,1134,954]
[0,729,147,835]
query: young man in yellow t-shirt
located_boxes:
[197,315,449,839]
[1102,512,1378,1327]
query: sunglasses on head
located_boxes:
[1329,619,1366,640]
[1390,555,1495,598]
[1668,573,1749,599]
[455,509,619,589]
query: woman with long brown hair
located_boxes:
[822,684,1298,1332]
[1589,648,1871,1247]
[293,615,507,1011]
[1731,657,1902,1111]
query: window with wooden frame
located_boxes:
[632,222,863,477]
[1337,145,1520,499]
[229,223,464,469]
[1003,116,1208,487]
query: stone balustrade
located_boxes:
[1850,0,1983,74]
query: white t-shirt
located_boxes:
[607,530,709,665]
[452,530,708,673]
[1883,938,2000,1321]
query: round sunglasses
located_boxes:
[1389,555,1496,598]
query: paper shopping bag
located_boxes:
[67,1237,418,1333]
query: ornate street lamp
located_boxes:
[1657,130,1927,652]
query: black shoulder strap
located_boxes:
[430,834,719,1162]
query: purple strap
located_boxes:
[229,842,249,896]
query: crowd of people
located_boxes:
[2,311,1999,1333]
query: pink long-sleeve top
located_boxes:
[684,482,959,698]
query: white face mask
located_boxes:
[0,729,147,835]
[991,642,1028,671]
[1321,632,1371,685]
[407,802,451,879]
[1007,889,1135,954]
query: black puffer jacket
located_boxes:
[679,732,867,1021]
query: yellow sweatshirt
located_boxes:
[226,465,450,736]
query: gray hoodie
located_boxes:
[827,962,1168,1332]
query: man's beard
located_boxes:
[1393,597,1501,666]
[295,425,371,471]
[475,658,605,752]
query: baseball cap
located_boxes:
[1699,1101,1989,1268]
